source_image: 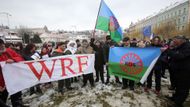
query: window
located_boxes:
[184,8,186,13]
[183,17,185,22]
[175,11,177,16]
[179,10,181,15]
[182,26,185,30]
[178,18,181,24]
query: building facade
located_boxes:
[0,26,22,43]
[127,0,190,37]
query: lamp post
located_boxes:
[0,12,12,42]
[189,0,190,23]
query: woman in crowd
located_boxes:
[52,42,73,95]
[64,41,78,83]
[23,43,42,95]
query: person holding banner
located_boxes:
[0,39,27,107]
[52,42,73,95]
[64,41,78,83]
[23,43,42,95]
[77,39,95,88]
[121,37,135,90]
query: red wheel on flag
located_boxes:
[120,52,143,75]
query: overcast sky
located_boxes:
[0,0,182,31]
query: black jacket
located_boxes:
[150,44,163,70]
[103,40,118,63]
[167,42,190,81]
[94,45,105,67]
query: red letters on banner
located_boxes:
[24,56,89,81]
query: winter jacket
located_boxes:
[0,48,24,87]
[167,42,190,84]
[150,44,163,70]
[94,45,105,67]
[77,45,94,54]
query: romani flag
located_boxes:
[109,47,161,83]
[95,0,123,42]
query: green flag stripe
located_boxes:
[108,62,148,82]
[96,16,109,31]
[110,31,122,42]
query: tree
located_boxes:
[31,34,42,43]
[17,26,32,44]
[23,33,30,44]
[153,21,178,39]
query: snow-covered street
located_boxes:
[18,76,190,107]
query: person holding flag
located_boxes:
[145,36,163,95]
[121,37,135,90]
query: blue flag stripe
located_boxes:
[109,47,161,66]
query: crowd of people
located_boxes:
[0,34,189,107]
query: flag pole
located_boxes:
[92,0,102,38]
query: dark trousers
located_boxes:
[147,68,161,91]
[95,65,104,83]
[122,78,134,88]
[58,78,71,93]
[0,89,22,107]
[10,92,22,107]
[0,98,9,107]
[0,89,8,103]
[161,63,168,76]
[30,84,41,94]
[168,67,176,88]
[173,79,190,106]
[0,89,8,107]
[83,73,94,86]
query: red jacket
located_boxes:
[0,48,24,87]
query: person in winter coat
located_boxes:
[23,43,42,95]
[52,42,73,95]
[162,35,190,107]
[103,35,121,84]
[0,39,26,107]
[77,39,95,88]
[145,36,163,95]
[94,40,105,84]
[64,41,78,83]
[121,37,135,90]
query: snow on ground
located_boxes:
[12,72,190,107]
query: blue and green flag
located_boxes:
[95,0,123,42]
[109,47,161,83]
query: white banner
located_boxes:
[1,54,95,95]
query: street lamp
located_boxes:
[0,12,12,42]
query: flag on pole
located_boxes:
[95,0,123,42]
[108,47,161,83]
[150,33,154,40]
[143,25,152,37]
